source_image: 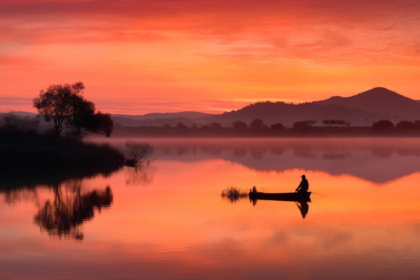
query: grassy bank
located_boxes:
[0,130,125,188]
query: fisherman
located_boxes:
[295,175,309,194]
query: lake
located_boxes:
[1,138,420,280]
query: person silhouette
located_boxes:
[295,175,309,194]
[296,201,309,219]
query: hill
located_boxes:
[316,87,420,119]
[209,87,420,126]
[210,102,384,126]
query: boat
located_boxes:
[249,191,311,202]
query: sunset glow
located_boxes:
[1,0,420,114]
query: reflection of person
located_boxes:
[295,175,309,193]
[296,201,309,219]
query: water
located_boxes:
[1,138,420,279]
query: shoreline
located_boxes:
[110,126,420,138]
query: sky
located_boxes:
[1,0,420,114]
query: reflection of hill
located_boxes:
[149,139,420,184]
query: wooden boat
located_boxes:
[249,191,311,202]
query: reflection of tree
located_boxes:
[233,147,247,157]
[250,148,265,160]
[3,188,41,207]
[372,148,394,158]
[125,161,156,186]
[270,147,284,156]
[33,181,113,241]
[177,147,189,155]
[293,147,316,159]
[322,152,350,160]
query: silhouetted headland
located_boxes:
[0,82,153,188]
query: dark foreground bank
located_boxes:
[0,130,125,188]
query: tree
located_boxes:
[250,119,263,130]
[233,121,247,129]
[0,113,39,133]
[93,112,114,137]
[270,123,284,130]
[209,122,222,129]
[293,120,315,130]
[323,119,351,127]
[396,121,416,129]
[176,122,188,129]
[33,82,112,138]
[372,120,394,130]
[163,124,171,128]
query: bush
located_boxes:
[125,141,154,166]
[221,186,248,203]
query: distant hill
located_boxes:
[316,87,420,119]
[5,88,420,127]
[207,87,420,126]
[4,111,37,118]
[113,111,214,120]
[209,102,383,126]
[112,111,215,126]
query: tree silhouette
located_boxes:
[270,123,284,130]
[396,121,416,129]
[33,82,113,138]
[176,122,188,129]
[250,119,263,130]
[293,120,315,130]
[93,112,114,137]
[372,120,394,130]
[233,121,248,129]
[209,122,222,129]
[323,119,351,127]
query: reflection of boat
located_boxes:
[249,191,311,202]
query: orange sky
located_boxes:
[1,0,420,114]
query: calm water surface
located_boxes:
[1,138,420,280]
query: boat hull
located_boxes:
[249,192,311,202]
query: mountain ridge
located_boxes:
[4,87,420,126]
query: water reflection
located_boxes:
[125,161,156,187]
[142,138,420,184]
[34,181,113,241]
[1,179,114,241]
[248,196,311,219]
[4,138,420,279]
[296,201,309,219]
